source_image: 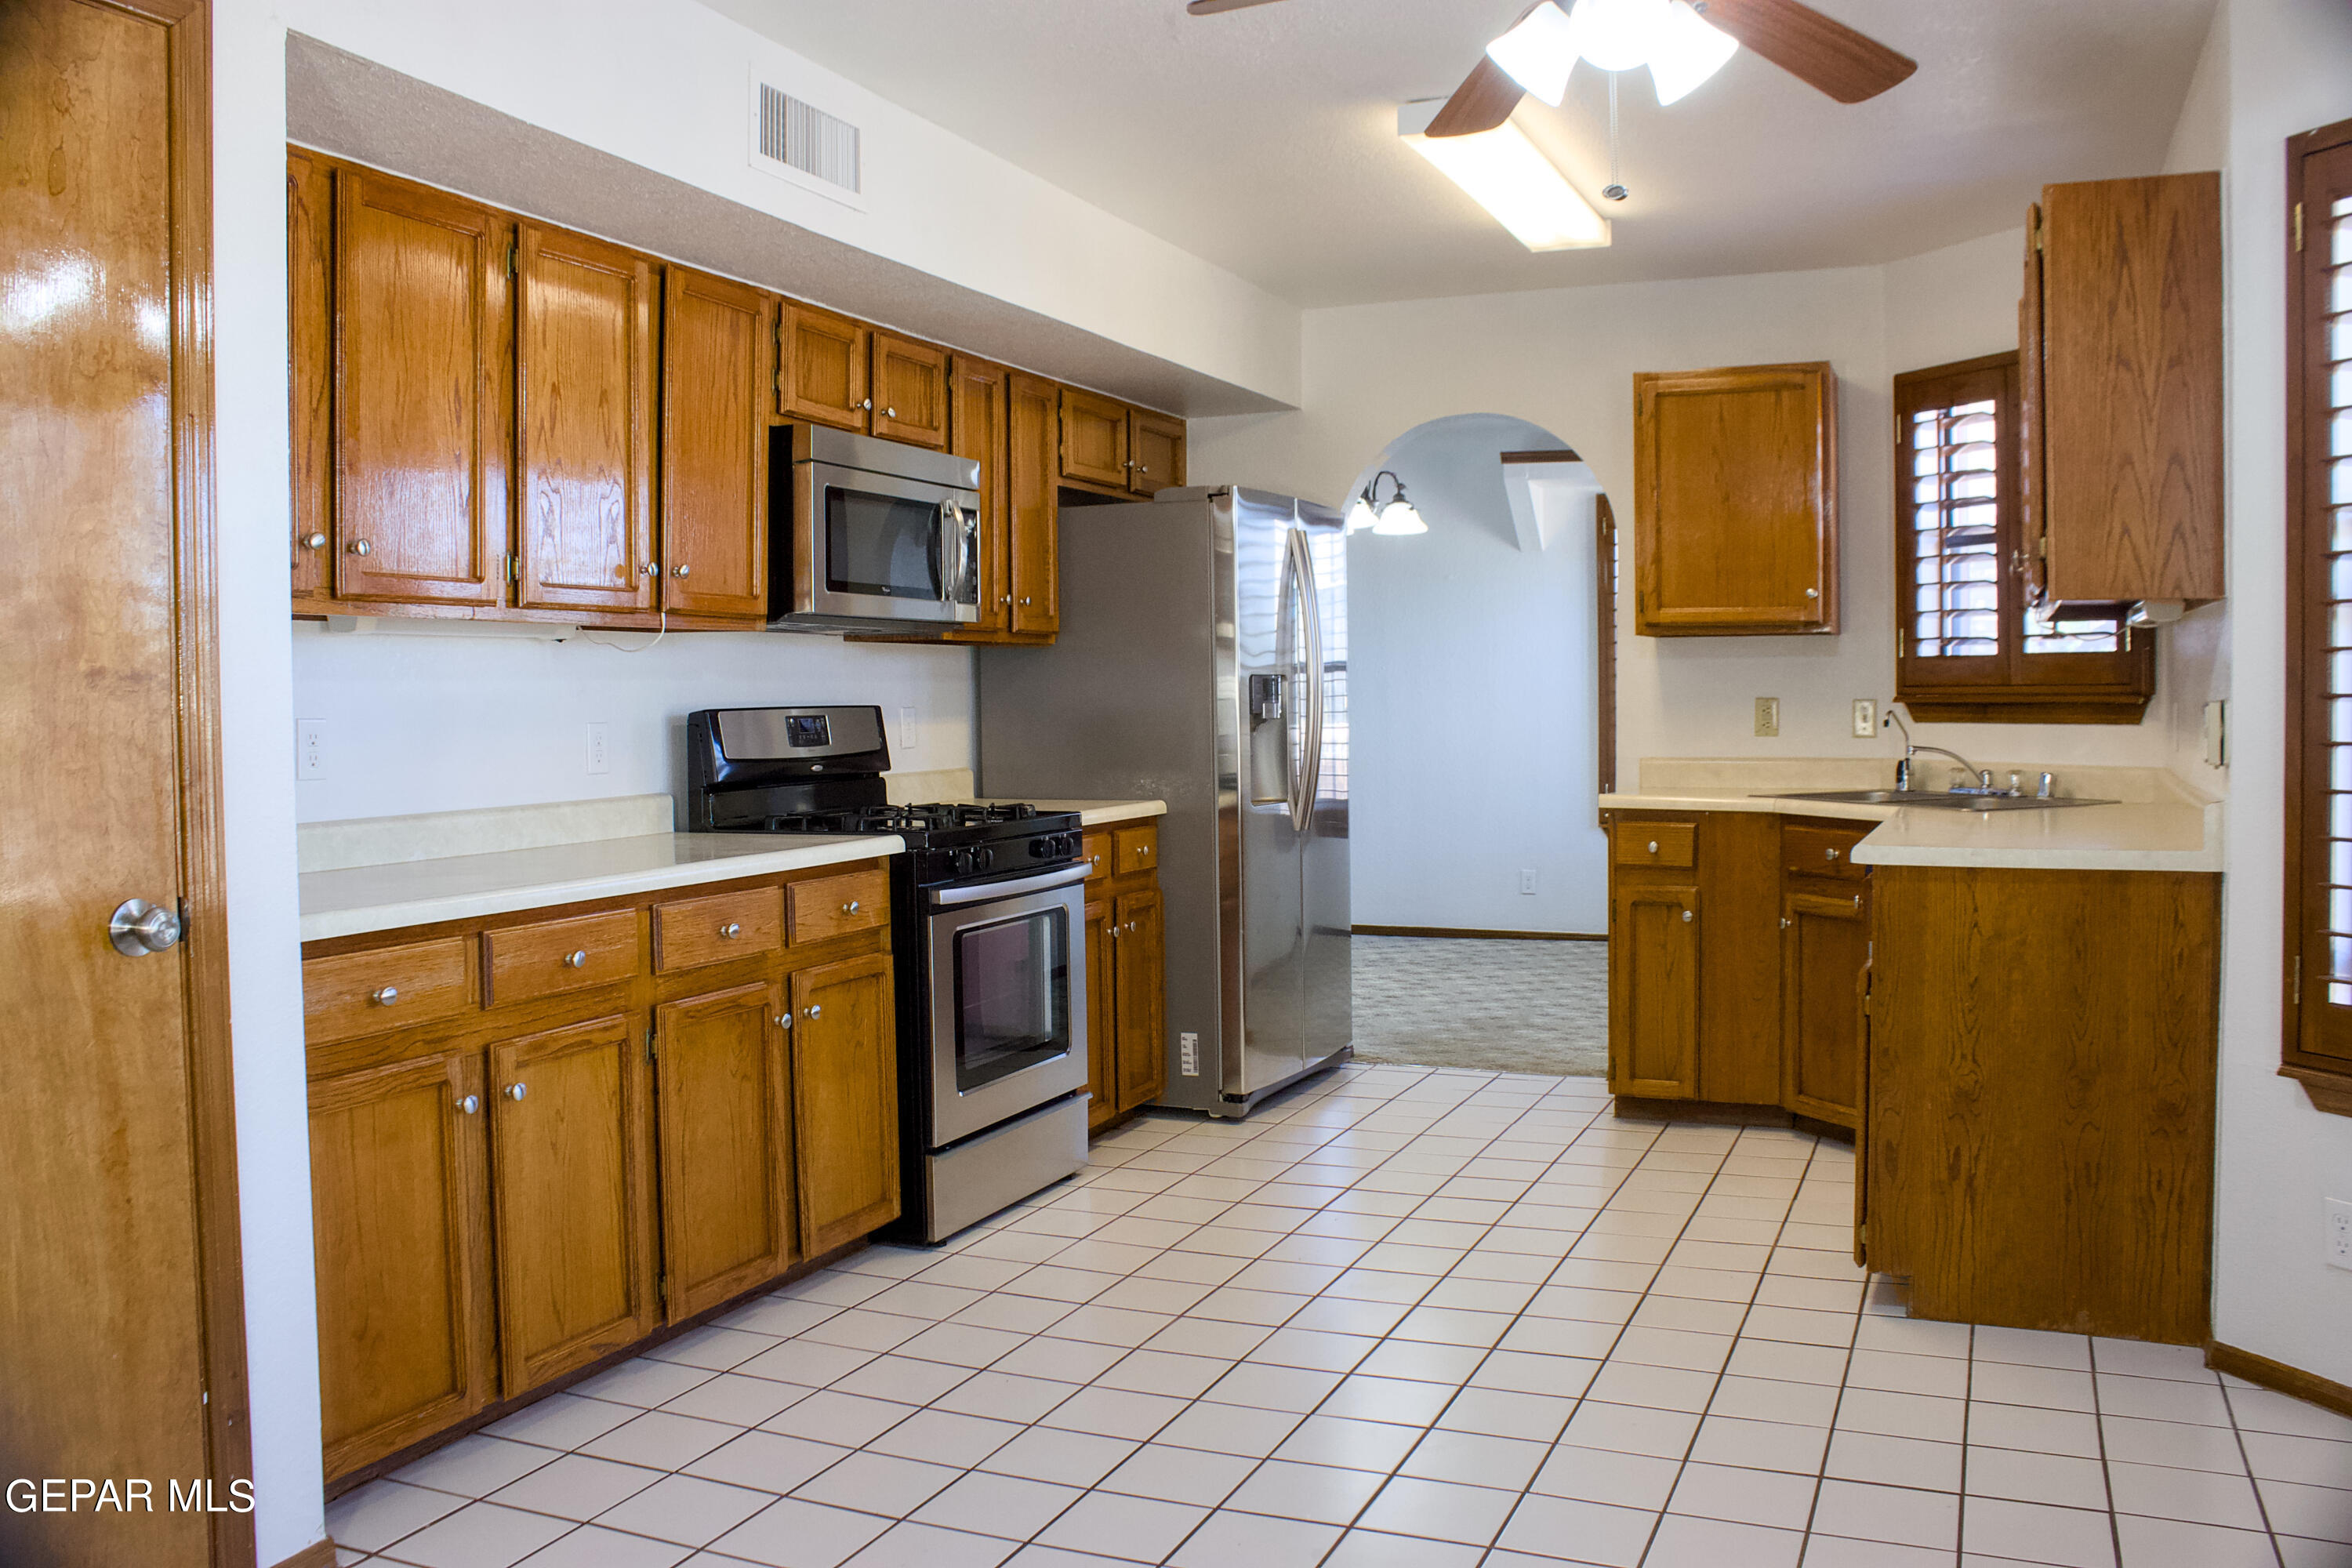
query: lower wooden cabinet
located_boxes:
[790,953,901,1254]
[1082,826,1167,1128]
[653,981,796,1322]
[1607,880,1700,1098]
[1780,882,1867,1128]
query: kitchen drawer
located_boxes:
[1783,821,1868,881]
[303,937,473,1046]
[788,866,889,945]
[654,886,784,973]
[1613,821,1697,869]
[1113,823,1159,877]
[482,909,642,1007]
[1081,830,1112,882]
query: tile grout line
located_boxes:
[2212,1362,2289,1566]
[1788,1162,1874,1568]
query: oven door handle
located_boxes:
[928,862,1091,908]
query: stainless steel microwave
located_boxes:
[768,424,981,633]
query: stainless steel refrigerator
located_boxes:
[975,486,1351,1116]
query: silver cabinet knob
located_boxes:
[1124,920,1139,935]
[107,898,182,957]
[884,406,897,419]
[347,539,372,557]
[1682,909,1694,923]
[859,397,873,410]
[804,1004,822,1020]
[1647,840,1659,855]
[1109,924,1120,942]
[1853,895,1863,909]
[506,1083,528,1102]
[775,1014,790,1029]
[1825,847,1841,861]
[303,531,327,550]
[1780,917,1792,930]
[1000,594,1013,607]
[564,949,587,968]
[719,922,742,939]
[1018,596,1032,606]
[1804,586,1820,599]
[640,562,659,576]
[843,900,860,915]
[371,985,398,1007]
[457,1094,481,1116]
[672,564,691,578]
[1139,466,1149,476]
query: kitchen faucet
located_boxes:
[1885,708,2001,794]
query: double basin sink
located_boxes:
[1766,789,2118,813]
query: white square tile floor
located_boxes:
[329,1062,2352,1568]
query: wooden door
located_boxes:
[1112,886,1167,1113]
[654,981,798,1320]
[871,332,949,450]
[1007,373,1062,636]
[310,1051,493,1482]
[777,302,870,430]
[1060,387,1131,488]
[1130,410,1187,496]
[660,267,771,619]
[2,5,246,1559]
[948,356,1011,641]
[1608,883,1699,1098]
[515,223,656,613]
[1084,891,1117,1128]
[1781,887,1867,1128]
[1632,363,1836,634]
[333,167,510,605]
[289,147,334,602]
[486,1014,658,1396]
[789,953,902,1253]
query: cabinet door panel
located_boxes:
[790,953,901,1254]
[655,982,796,1320]
[870,332,948,449]
[310,1050,491,1479]
[1112,886,1166,1113]
[1008,374,1062,636]
[778,303,869,430]
[1130,411,1185,496]
[488,1014,657,1396]
[289,148,333,601]
[947,356,1011,641]
[332,169,508,605]
[1059,387,1130,488]
[660,267,771,619]
[1609,884,1699,1098]
[1085,894,1116,1130]
[516,223,655,612]
[1782,888,1868,1128]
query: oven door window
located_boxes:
[953,906,1070,1092]
[826,485,942,599]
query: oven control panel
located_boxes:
[916,832,1080,885]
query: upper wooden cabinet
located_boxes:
[947,356,1012,641]
[1060,388,1131,489]
[288,147,333,605]
[870,332,949,449]
[775,302,869,432]
[1008,373,1063,637]
[2022,173,2223,610]
[660,267,772,621]
[1632,362,1838,636]
[332,169,511,607]
[1131,411,1187,497]
[514,223,657,615]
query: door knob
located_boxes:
[719,922,742,939]
[303,531,327,550]
[346,539,372,557]
[107,898,183,956]
[506,1083,528,1102]
[564,949,587,968]
[456,1094,481,1116]
[804,1004,823,1020]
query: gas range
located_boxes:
[748,802,1083,887]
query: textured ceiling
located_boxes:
[702,0,2218,307]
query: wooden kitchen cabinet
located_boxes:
[1631,362,1838,635]
[485,1012,658,1395]
[1007,372,1063,637]
[948,356,1013,641]
[789,953,901,1254]
[1608,880,1700,1098]
[1780,817,1871,1129]
[332,167,511,607]
[654,981,797,1321]
[869,331,949,449]
[289,147,334,607]
[1112,886,1167,1112]
[513,223,657,615]
[1130,410,1188,496]
[1083,890,1117,1131]
[308,1049,493,1481]
[660,267,773,621]
[775,302,871,431]
[2021,173,2223,610]
[1059,387,1131,490]
[1083,828,1168,1127]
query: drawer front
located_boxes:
[1783,822,1867,881]
[303,937,472,1046]
[654,886,784,973]
[1613,821,1697,869]
[483,910,642,1007]
[788,866,890,945]
[1081,831,1112,883]
[1113,823,1159,877]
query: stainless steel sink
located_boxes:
[1764,789,2118,811]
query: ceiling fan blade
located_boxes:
[1697,0,1916,103]
[1425,56,1526,138]
[1185,0,1290,13]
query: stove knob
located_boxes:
[979,847,996,873]
[953,848,976,877]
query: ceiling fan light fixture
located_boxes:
[1398,100,1611,251]
[1646,0,1738,104]
[1566,0,1668,74]
[1485,1,1580,107]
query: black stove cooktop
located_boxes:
[759,800,1054,841]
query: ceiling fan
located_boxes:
[1184,0,1917,134]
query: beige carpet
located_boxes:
[1349,935,1608,1076]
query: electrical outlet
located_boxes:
[1755,697,1780,738]
[1178,1033,1200,1077]
[586,721,610,775]
[1853,699,1877,738]
[1519,869,1538,895]
[2328,1198,2352,1271]
[295,718,326,780]
[898,706,917,751]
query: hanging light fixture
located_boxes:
[1485,0,1737,108]
[1351,471,1428,536]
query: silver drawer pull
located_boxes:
[1647,840,1659,855]
[457,1094,480,1116]
[1853,895,1863,909]
[507,1083,528,1102]
[372,985,398,1006]
[776,1014,790,1029]
[1825,847,1841,862]
[1682,909,1693,923]
[843,900,860,915]
[564,949,587,968]
[719,922,742,939]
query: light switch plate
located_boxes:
[2328,1198,2352,1271]
[1853,699,1876,738]
[586,721,609,775]
[1519,869,1537,896]
[1755,697,1780,738]
[296,718,326,780]
[898,706,917,751]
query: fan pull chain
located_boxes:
[1603,73,1628,201]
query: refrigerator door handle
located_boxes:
[1294,527,1324,833]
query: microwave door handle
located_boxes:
[934,500,956,601]
[959,504,979,604]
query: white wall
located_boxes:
[289,627,974,822]
[2198,0,2352,1388]
[1345,416,1608,936]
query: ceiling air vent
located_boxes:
[751,80,862,206]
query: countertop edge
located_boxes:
[299,834,906,944]
[1074,800,1169,826]
[1599,793,2221,874]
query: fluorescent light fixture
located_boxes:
[1399,100,1610,252]
[1486,2,1580,107]
[1648,0,1738,104]
[1373,499,1428,535]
